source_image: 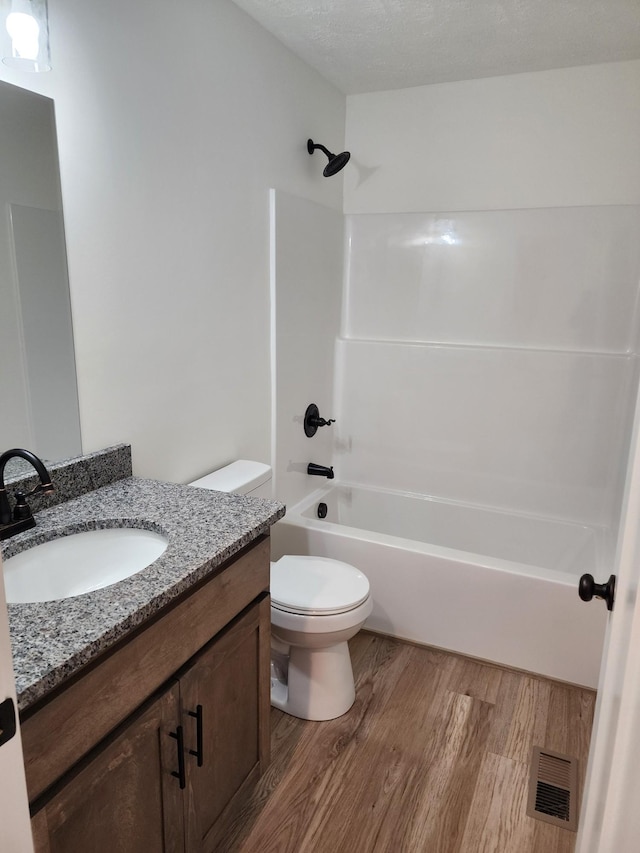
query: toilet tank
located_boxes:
[189,460,273,499]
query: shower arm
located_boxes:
[309,141,332,158]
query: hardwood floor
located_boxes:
[220,632,596,853]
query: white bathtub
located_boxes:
[271,483,608,688]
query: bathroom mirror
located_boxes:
[0,80,81,474]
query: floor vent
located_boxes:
[526,746,579,832]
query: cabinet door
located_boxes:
[31,681,184,853]
[182,595,270,852]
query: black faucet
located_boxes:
[0,448,55,541]
[307,463,334,479]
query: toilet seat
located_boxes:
[271,555,370,616]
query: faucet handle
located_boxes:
[11,480,54,522]
[12,492,33,522]
[26,481,54,497]
[304,404,337,437]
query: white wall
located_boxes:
[0,0,346,482]
[344,61,640,214]
[271,190,343,508]
[340,62,640,546]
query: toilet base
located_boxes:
[270,640,356,721]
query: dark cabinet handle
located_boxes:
[188,704,204,767]
[169,725,186,788]
[579,573,616,611]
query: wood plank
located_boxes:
[219,634,416,851]
[484,669,524,756]
[297,645,455,853]
[373,691,494,853]
[501,676,552,764]
[531,819,577,853]
[415,689,495,849]
[458,752,535,853]
[217,634,595,853]
[22,536,270,801]
[543,682,596,794]
[444,654,503,705]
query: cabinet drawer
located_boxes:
[22,535,270,802]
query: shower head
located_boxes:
[307,139,351,177]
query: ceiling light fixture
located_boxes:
[1,0,51,72]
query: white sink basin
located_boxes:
[3,527,169,604]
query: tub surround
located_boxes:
[339,207,640,539]
[3,473,285,711]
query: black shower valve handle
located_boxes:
[304,403,336,437]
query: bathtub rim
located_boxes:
[280,480,603,585]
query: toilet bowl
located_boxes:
[270,555,372,720]
[189,460,372,721]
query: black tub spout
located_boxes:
[307,463,334,479]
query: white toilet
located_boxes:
[189,460,372,721]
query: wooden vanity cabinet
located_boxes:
[30,680,184,853]
[26,537,271,853]
[181,603,266,851]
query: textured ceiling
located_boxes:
[230,0,640,94]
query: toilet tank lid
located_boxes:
[189,460,272,494]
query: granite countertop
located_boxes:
[1,476,285,712]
